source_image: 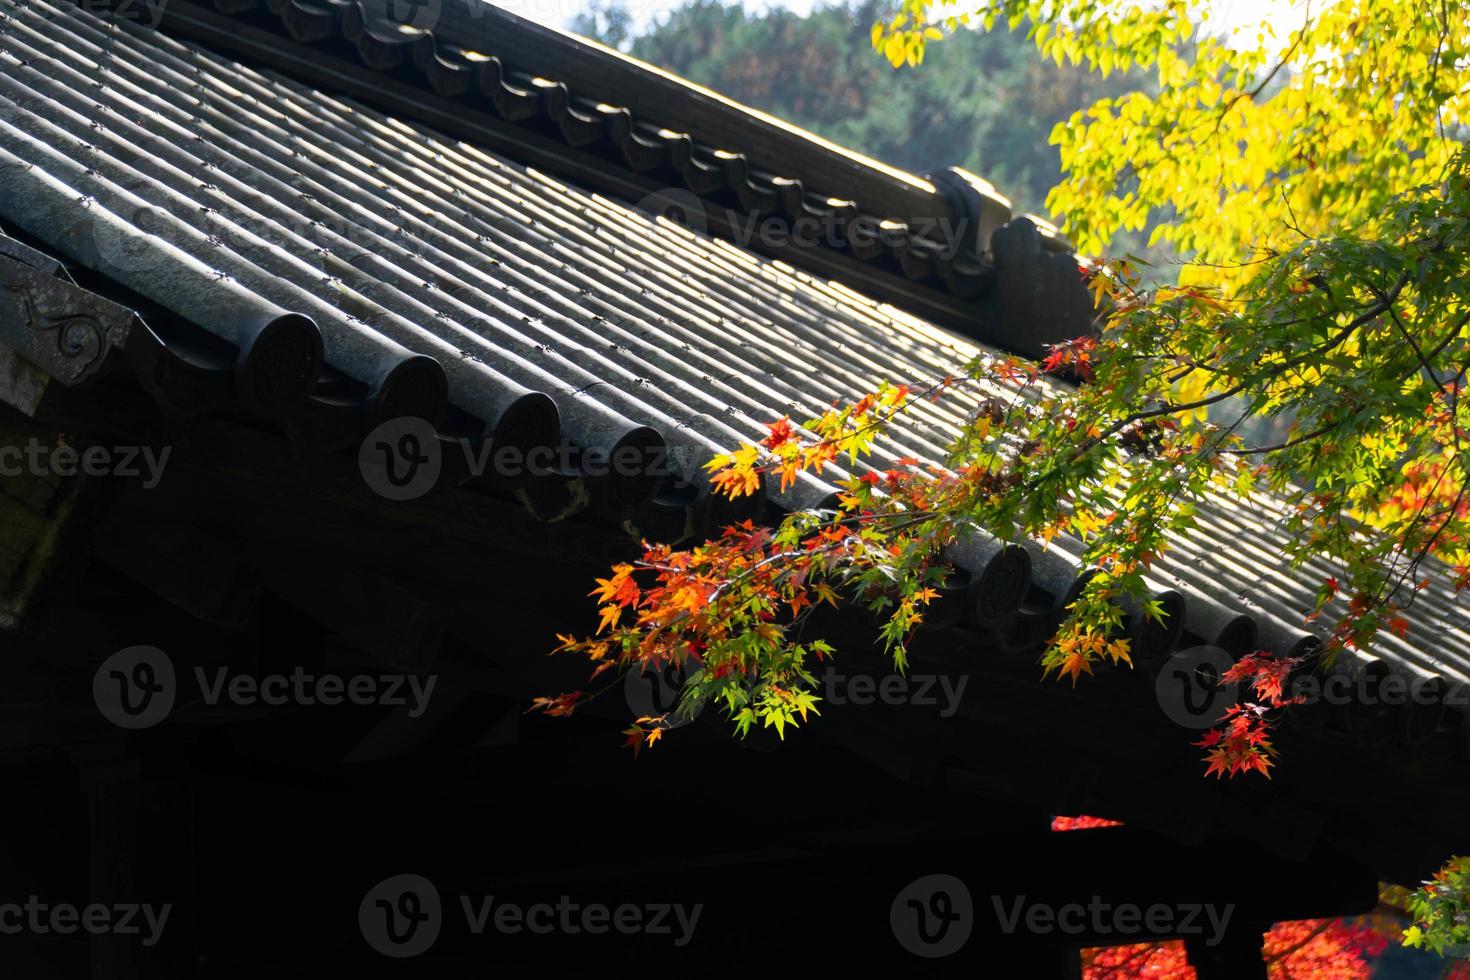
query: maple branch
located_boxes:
[1380,467,1469,606]
[1074,271,1411,459]
[650,509,941,631]
[1223,420,1336,455]
[1210,4,1311,137]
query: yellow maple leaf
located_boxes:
[1058,650,1095,685]
[596,603,621,635]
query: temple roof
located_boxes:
[1,0,1468,867]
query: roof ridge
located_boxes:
[97,0,1100,356]
[109,2,1032,278]
[490,6,938,195]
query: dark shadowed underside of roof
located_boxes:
[4,0,1470,710]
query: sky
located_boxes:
[492,0,1305,41]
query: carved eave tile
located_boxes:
[0,242,134,391]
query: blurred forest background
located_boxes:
[569,0,1151,223]
[569,0,1301,449]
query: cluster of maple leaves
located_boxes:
[532,313,1434,777]
[533,168,1470,952]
